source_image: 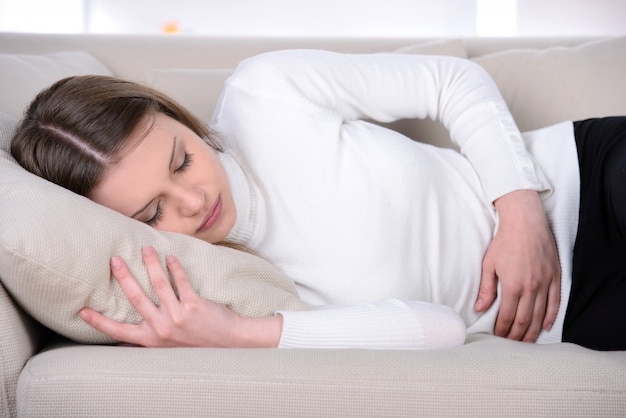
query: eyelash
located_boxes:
[145,203,163,226]
[175,152,194,173]
[145,153,194,226]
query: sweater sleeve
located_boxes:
[223,50,551,203]
[276,299,466,350]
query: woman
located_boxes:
[12,50,622,350]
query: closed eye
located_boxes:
[145,202,163,226]
[175,152,194,173]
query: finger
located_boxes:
[543,273,561,331]
[111,255,159,321]
[79,308,145,346]
[493,293,518,337]
[142,246,180,312]
[166,255,197,302]
[505,291,534,340]
[519,292,546,342]
[475,270,498,312]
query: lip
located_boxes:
[197,195,223,233]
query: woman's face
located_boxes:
[91,113,236,244]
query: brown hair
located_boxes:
[11,75,223,197]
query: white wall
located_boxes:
[84,0,476,37]
[0,0,84,33]
[517,0,626,36]
[0,0,625,37]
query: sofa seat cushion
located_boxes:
[17,334,626,417]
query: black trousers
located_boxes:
[562,117,626,351]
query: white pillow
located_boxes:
[473,37,626,132]
[0,51,114,119]
[0,55,308,344]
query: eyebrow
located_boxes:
[131,136,177,219]
[169,136,178,171]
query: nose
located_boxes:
[175,186,205,217]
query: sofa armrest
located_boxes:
[0,283,51,418]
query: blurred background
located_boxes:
[0,0,625,37]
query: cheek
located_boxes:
[200,151,226,180]
[151,214,186,235]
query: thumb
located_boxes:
[475,269,498,312]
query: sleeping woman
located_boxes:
[11,50,626,350]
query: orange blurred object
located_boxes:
[162,21,180,34]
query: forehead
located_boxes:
[120,112,176,156]
[90,114,177,214]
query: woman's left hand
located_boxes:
[79,246,282,348]
[474,190,561,342]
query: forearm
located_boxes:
[86,249,467,350]
[277,299,466,350]
[228,50,551,203]
[452,104,550,203]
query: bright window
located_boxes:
[1,0,624,37]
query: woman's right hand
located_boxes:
[79,246,283,348]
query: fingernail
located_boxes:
[166,255,176,265]
[142,246,154,256]
[79,309,89,321]
[110,256,122,271]
[544,321,554,331]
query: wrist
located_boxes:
[234,314,283,348]
[494,190,542,220]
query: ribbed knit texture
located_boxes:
[221,152,468,350]
[219,151,259,244]
[212,50,580,346]
[278,300,466,349]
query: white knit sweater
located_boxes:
[211,50,580,349]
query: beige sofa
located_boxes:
[1,32,626,417]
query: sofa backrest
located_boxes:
[2,33,623,149]
[0,33,597,80]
